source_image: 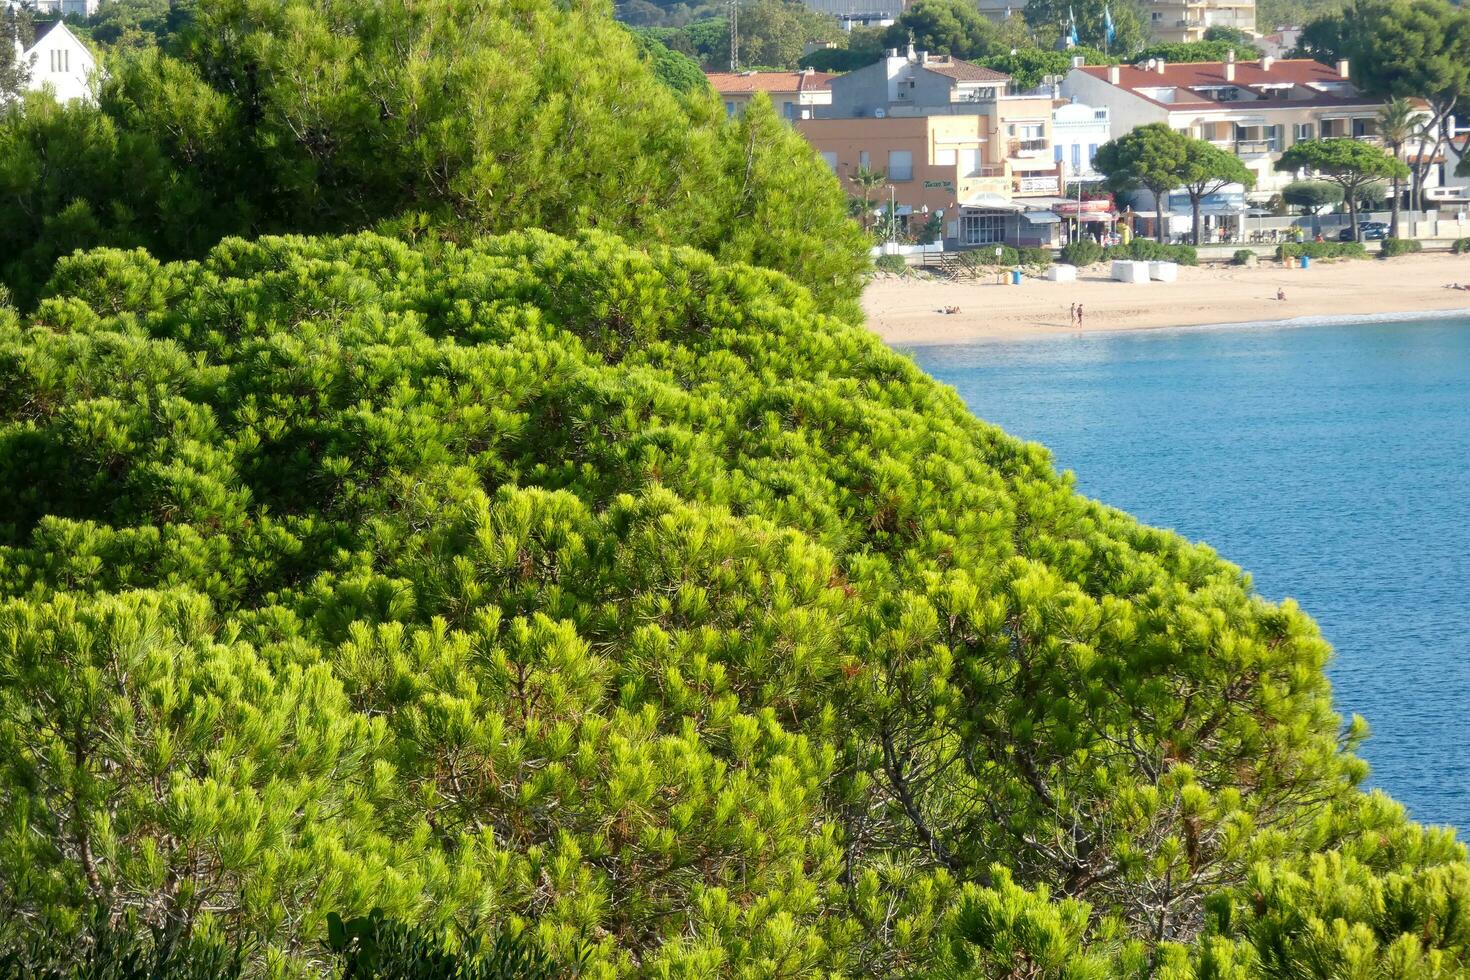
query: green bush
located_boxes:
[1379,237,1423,258]
[958,244,1020,267]
[874,253,909,275]
[1102,239,1199,265]
[1018,246,1053,267]
[1277,241,1368,260]
[1059,239,1104,266]
[1453,238,1470,254]
[1232,248,1256,265]
[0,230,1466,976]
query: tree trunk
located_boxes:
[1155,188,1167,244]
[1347,186,1360,241]
[1390,148,1402,238]
[1190,192,1203,246]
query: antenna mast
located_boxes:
[729,0,739,71]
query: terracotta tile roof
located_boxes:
[920,55,1011,82]
[1077,59,1379,109]
[705,71,835,95]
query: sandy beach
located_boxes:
[865,252,1470,345]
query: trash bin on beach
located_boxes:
[1300,255,1310,269]
[1011,269,1022,285]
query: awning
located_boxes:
[960,193,1023,212]
[1022,211,1061,224]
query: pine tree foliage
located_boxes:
[0,0,868,318]
[0,231,1466,975]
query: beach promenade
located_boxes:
[865,253,1470,345]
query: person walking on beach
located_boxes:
[1070,302,1077,325]
[1076,304,1084,327]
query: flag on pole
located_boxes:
[1068,6,1079,46]
[1104,4,1116,45]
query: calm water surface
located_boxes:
[909,316,1470,832]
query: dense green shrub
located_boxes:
[0,230,1465,975]
[874,253,908,275]
[1018,246,1053,267]
[0,0,868,316]
[1103,239,1200,265]
[1059,239,1104,266]
[1233,248,1256,265]
[958,244,1020,266]
[1453,238,1470,254]
[1379,237,1423,257]
[1278,241,1369,260]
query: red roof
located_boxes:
[705,71,835,95]
[1077,59,1377,109]
[919,55,1010,83]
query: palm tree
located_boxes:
[1377,97,1417,235]
[849,165,887,233]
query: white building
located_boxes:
[800,0,904,30]
[1061,55,1423,199]
[12,20,96,104]
[1051,99,1111,179]
[26,0,98,17]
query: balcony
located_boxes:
[1015,173,1061,195]
[1235,140,1275,156]
[1008,138,1050,158]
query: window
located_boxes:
[960,213,1006,245]
[1054,144,1065,164]
[820,152,838,172]
[1071,143,1082,170]
[48,49,69,72]
[783,101,795,120]
[1018,123,1044,140]
[1267,124,1282,151]
[1294,122,1314,141]
[1094,109,1108,120]
[934,148,957,166]
[859,150,871,169]
[888,149,914,181]
[1088,143,1099,162]
[725,101,736,117]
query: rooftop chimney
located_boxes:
[1225,60,1235,82]
[1108,64,1121,84]
[1261,55,1274,72]
[919,50,929,65]
[1156,57,1167,74]
[1337,58,1350,79]
[1226,48,1236,62]
[1072,55,1085,68]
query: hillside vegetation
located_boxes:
[0,0,866,317]
[1,231,1466,975]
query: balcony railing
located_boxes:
[1235,140,1275,155]
[1008,138,1050,157]
[1015,174,1061,194]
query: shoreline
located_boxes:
[863,252,1470,345]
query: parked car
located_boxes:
[1338,221,1390,241]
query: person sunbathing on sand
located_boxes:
[1277,289,1287,301]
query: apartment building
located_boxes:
[799,47,1067,247]
[801,0,905,30]
[706,70,834,121]
[1143,0,1255,43]
[1062,55,1419,200]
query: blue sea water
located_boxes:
[908,315,1470,833]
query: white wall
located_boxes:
[1060,70,1168,139]
[23,24,96,104]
